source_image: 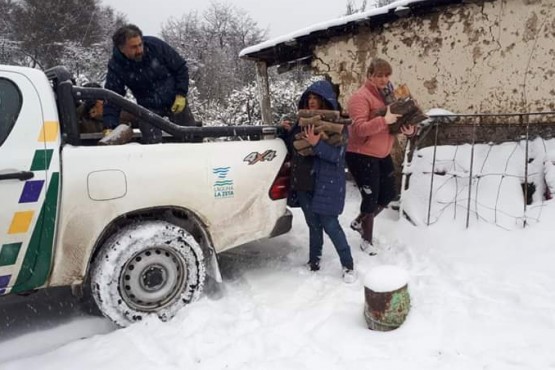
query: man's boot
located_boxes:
[360,213,378,256]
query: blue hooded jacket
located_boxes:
[286,80,347,216]
[103,36,189,128]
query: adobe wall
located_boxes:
[313,0,555,116]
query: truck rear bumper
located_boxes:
[269,209,293,238]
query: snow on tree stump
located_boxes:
[363,265,411,331]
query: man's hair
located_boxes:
[367,58,393,77]
[112,24,143,48]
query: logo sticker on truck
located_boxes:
[243,150,277,165]
[212,167,234,199]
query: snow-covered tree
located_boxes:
[375,0,395,8]
[196,71,319,127]
[3,0,125,79]
[0,0,15,42]
[57,6,126,84]
[345,0,368,15]
[345,0,394,14]
[0,0,26,65]
[160,1,266,107]
[159,2,327,128]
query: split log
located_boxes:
[298,115,321,126]
[394,84,411,99]
[292,109,349,156]
[295,131,330,141]
[293,133,344,157]
[296,132,344,146]
[293,132,331,151]
[297,109,340,121]
[293,139,311,151]
[389,98,428,133]
[98,124,133,145]
[299,118,345,135]
[326,133,344,146]
[297,109,352,125]
[363,265,411,331]
[315,122,344,134]
[297,147,314,156]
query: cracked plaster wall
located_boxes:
[313,0,555,117]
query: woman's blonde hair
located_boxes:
[367,58,392,77]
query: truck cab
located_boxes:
[0,65,291,326]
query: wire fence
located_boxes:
[401,111,555,230]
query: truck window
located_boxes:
[0,78,22,146]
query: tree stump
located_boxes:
[363,265,411,331]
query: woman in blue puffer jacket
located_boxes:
[281,80,356,284]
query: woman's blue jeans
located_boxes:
[296,191,354,270]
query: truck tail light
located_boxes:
[269,159,290,200]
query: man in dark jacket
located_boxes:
[103,24,197,143]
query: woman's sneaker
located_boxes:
[360,239,378,256]
[342,267,357,284]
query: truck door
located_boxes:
[0,70,59,295]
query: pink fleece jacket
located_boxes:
[347,80,395,158]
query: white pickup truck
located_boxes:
[0,65,291,326]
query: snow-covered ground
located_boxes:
[1,142,555,369]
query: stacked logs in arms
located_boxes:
[371,84,428,134]
[293,109,351,156]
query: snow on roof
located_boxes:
[239,0,430,58]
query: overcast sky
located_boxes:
[101,0,357,39]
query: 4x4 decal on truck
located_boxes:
[212,167,234,199]
[243,150,277,165]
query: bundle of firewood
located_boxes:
[293,109,351,156]
[372,84,428,134]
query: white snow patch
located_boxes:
[426,108,457,117]
[364,265,409,292]
[544,150,555,195]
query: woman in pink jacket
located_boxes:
[346,58,416,255]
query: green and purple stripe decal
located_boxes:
[0,122,60,295]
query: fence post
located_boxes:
[523,113,530,228]
[466,119,477,229]
[426,122,440,226]
[255,61,272,125]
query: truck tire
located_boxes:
[90,220,205,327]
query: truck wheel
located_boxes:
[90,220,205,327]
